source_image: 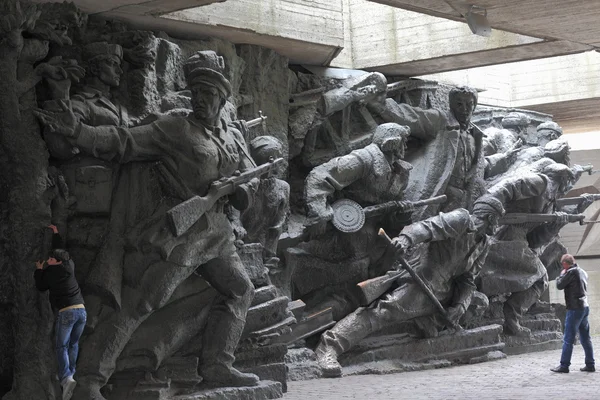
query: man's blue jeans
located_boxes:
[55,308,87,385]
[560,306,595,368]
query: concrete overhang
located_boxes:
[364,39,590,77]
[31,0,227,15]
[420,51,600,134]
[367,0,600,48]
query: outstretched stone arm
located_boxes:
[304,149,370,219]
[395,208,472,247]
[368,99,447,141]
[74,120,169,163]
[482,173,548,208]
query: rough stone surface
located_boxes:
[174,380,282,400]
[283,336,600,400]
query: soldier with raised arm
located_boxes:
[35,50,260,399]
[368,86,518,215]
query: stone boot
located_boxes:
[70,381,106,400]
[200,365,259,387]
[315,342,342,378]
[503,316,531,337]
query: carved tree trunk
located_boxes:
[0,38,57,400]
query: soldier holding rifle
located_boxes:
[288,123,416,321]
[315,196,504,378]
[477,163,588,336]
[34,50,266,398]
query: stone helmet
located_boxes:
[537,121,563,136]
[501,112,530,129]
[83,42,123,62]
[184,50,232,98]
[250,136,283,165]
[372,123,410,153]
[536,121,563,146]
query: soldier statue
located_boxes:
[35,50,260,399]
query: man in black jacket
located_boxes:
[551,254,595,373]
[35,225,86,400]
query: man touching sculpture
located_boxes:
[35,50,260,398]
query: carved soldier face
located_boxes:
[191,84,225,122]
[450,94,476,127]
[537,129,561,147]
[94,55,123,88]
[381,137,407,162]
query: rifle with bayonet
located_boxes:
[167,157,284,237]
[556,194,600,207]
[577,164,600,175]
[498,213,586,225]
[245,110,267,129]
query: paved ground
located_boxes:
[284,336,599,400]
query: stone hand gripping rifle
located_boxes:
[356,228,462,330]
[167,157,284,237]
[555,194,600,207]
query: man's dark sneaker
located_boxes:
[550,365,569,373]
[580,365,596,372]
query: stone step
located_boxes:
[251,286,278,307]
[287,300,305,320]
[285,348,322,382]
[244,297,290,335]
[239,363,288,392]
[341,324,503,366]
[343,346,506,377]
[247,316,296,339]
[504,330,563,355]
[521,318,562,332]
[275,307,335,346]
[235,344,288,367]
[174,380,282,400]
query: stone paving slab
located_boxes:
[284,336,600,400]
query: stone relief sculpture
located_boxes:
[288,123,413,321]
[314,196,504,377]
[35,50,264,398]
[367,85,518,218]
[1,1,596,398]
[477,165,586,336]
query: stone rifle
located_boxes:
[555,193,600,207]
[357,228,462,331]
[167,157,284,237]
[497,212,586,225]
[356,212,589,307]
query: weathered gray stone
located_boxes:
[174,380,282,400]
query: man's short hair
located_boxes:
[561,254,575,265]
[449,86,478,108]
[51,249,70,263]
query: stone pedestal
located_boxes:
[339,325,505,376]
